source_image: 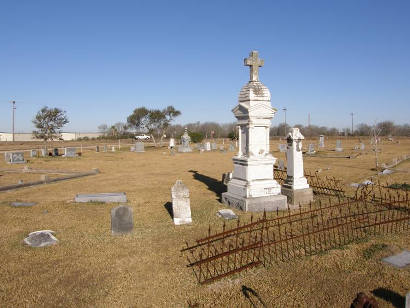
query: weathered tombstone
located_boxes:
[9,152,25,164]
[64,147,76,157]
[75,192,127,203]
[281,128,313,205]
[319,135,325,148]
[135,142,145,153]
[221,172,232,186]
[217,209,238,220]
[171,180,192,225]
[30,149,38,158]
[111,205,133,235]
[211,142,217,150]
[24,230,58,247]
[178,128,192,152]
[307,144,315,154]
[104,145,107,152]
[278,159,285,171]
[335,140,343,152]
[229,144,235,152]
[53,148,59,156]
[96,145,100,152]
[205,142,211,151]
[279,144,287,152]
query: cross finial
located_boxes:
[244,50,264,82]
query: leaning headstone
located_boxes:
[319,135,325,148]
[30,149,38,158]
[111,205,133,234]
[75,192,127,203]
[53,148,59,156]
[64,147,76,157]
[335,140,343,152]
[382,250,410,268]
[279,144,287,152]
[217,209,238,220]
[205,142,211,151]
[135,142,145,153]
[11,202,37,207]
[171,180,192,225]
[307,144,315,154]
[9,152,25,164]
[23,230,58,247]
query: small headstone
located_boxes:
[219,145,225,152]
[307,144,315,154]
[75,192,127,203]
[52,148,59,156]
[382,250,410,268]
[360,143,365,150]
[319,135,325,148]
[111,146,115,152]
[9,152,25,164]
[169,138,175,149]
[229,144,235,152]
[24,230,58,247]
[278,159,285,171]
[354,145,359,150]
[171,180,192,225]
[217,209,238,220]
[104,145,107,152]
[135,142,145,152]
[211,142,217,150]
[279,144,287,152]
[130,146,135,152]
[30,149,38,158]
[11,202,37,207]
[111,205,133,234]
[96,145,100,152]
[41,149,46,157]
[41,175,50,183]
[4,152,11,162]
[335,140,343,152]
[64,147,76,157]
[205,142,211,151]
[221,172,232,186]
[18,179,24,184]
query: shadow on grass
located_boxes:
[188,170,225,201]
[371,287,405,308]
[241,285,267,308]
[163,202,173,219]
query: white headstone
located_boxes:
[169,138,175,148]
[171,180,192,225]
[335,140,343,152]
[178,128,192,152]
[307,144,315,154]
[9,152,25,164]
[64,147,76,157]
[135,142,145,152]
[205,142,211,151]
[319,135,325,148]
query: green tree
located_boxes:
[32,106,69,145]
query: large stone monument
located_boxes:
[281,128,313,205]
[222,51,287,212]
[178,128,192,152]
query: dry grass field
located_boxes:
[0,137,409,307]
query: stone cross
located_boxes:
[244,50,264,82]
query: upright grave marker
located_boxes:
[171,180,192,225]
[178,128,192,152]
[222,50,286,212]
[111,205,133,234]
[64,147,76,157]
[30,150,38,158]
[135,142,145,153]
[335,140,343,152]
[205,142,211,151]
[8,152,25,164]
[319,135,325,148]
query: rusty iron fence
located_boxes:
[274,168,346,197]
[182,196,410,284]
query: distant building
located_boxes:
[0,132,103,142]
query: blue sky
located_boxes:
[0,0,409,132]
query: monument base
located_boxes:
[173,217,192,225]
[221,192,287,212]
[281,187,313,206]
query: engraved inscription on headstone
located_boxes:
[171,180,192,225]
[9,152,25,164]
[111,205,133,234]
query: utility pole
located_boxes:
[308,113,311,127]
[350,112,354,136]
[11,100,16,142]
[283,107,287,137]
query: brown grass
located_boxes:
[0,137,409,307]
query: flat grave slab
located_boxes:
[10,202,37,207]
[382,250,410,268]
[24,230,58,247]
[217,209,238,220]
[75,192,127,203]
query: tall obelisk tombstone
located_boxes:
[222,51,287,212]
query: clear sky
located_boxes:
[0,0,409,132]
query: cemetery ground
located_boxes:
[0,137,409,307]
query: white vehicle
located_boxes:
[134,134,150,140]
